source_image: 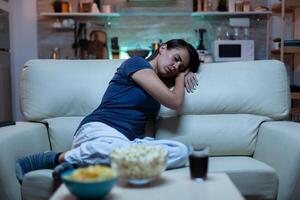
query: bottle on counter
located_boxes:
[243,27,250,40]
[217,0,227,12]
[111,37,119,59]
[52,0,62,13]
[228,0,235,12]
[50,48,60,59]
[196,0,212,12]
[195,29,208,63]
[94,0,103,12]
[79,0,93,12]
[197,0,202,11]
[243,0,251,12]
[235,0,243,12]
[193,0,198,12]
[207,0,213,11]
[215,26,224,40]
[232,27,242,40]
[203,0,208,11]
[61,0,70,13]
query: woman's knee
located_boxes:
[161,140,189,169]
[169,141,188,158]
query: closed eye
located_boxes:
[175,55,186,72]
[175,55,181,63]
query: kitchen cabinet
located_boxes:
[40,12,119,59]
[40,10,271,59]
[270,0,300,121]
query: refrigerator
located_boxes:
[0,0,12,121]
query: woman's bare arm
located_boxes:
[131,69,185,111]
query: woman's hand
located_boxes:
[184,72,198,93]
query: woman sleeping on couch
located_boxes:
[16,39,200,183]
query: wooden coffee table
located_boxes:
[50,168,245,200]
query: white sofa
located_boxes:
[0,59,300,200]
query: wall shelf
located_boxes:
[40,12,120,18]
[192,11,272,16]
[271,3,296,14]
[119,12,190,16]
[292,92,300,100]
[271,47,300,54]
[41,11,271,19]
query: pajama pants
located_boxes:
[64,122,189,169]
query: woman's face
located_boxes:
[156,45,190,78]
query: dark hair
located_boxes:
[147,39,200,73]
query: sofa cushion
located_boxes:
[209,156,278,200]
[155,114,270,156]
[21,60,290,122]
[0,122,50,200]
[22,156,277,200]
[43,116,155,152]
[21,59,124,121]
[43,117,84,152]
[21,169,53,200]
[159,60,290,120]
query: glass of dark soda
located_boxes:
[188,144,209,180]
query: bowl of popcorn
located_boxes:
[110,144,168,185]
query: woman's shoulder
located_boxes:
[124,56,149,66]
[120,56,152,73]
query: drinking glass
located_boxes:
[188,144,209,181]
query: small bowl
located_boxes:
[127,49,150,58]
[110,145,168,185]
[61,165,118,199]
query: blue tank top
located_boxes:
[78,56,161,140]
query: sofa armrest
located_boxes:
[0,122,50,200]
[254,121,300,200]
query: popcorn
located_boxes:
[110,145,168,180]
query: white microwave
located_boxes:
[213,40,254,62]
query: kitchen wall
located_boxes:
[9,0,38,120]
[269,0,300,87]
[38,0,269,60]
[8,0,299,120]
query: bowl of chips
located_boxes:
[110,144,168,185]
[61,165,118,199]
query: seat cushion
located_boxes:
[43,116,155,152]
[43,117,84,152]
[209,156,278,200]
[21,169,53,200]
[0,122,50,200]
[21,156,277,200]
[155,114,270,156]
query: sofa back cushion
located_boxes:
[21,59,123,121]
[21,59,290,121]
[159,60,290,120]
